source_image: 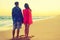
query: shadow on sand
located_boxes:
[9,35,34,40]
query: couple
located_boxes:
[12,2,32,38]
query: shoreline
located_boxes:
[0,16,56,31]
[0,15,60,40]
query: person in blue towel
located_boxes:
[12,2,23,38]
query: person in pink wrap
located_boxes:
[23,3,33,37]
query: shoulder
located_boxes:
[23,9,29,11]
[12,7,16,10]
[23,9,26,12]
[23,9,31,11]
[18,7,21,11]
[26,9,31,11]
[23,9,25,11]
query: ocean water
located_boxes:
[0,16,53,27]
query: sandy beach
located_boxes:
[0,15,60,40]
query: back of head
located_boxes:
[24,3,31,11]
[15,2,19,7]
[24,3,29,9]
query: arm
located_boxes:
[19,9,23,23]
[12,8,15,19]
[12,9,14,19]
[20,9,23,19]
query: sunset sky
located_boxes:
[0,0,60,16]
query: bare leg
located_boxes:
[25,24,30,37]
[16,29,20,38]
[12,29,15,38]
[26,24,29,37]
[25,24,27,37]
[16,22,20,38]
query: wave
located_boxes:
[0,16,54,27]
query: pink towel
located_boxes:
[23,9,33,25]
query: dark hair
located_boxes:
[24,3,30,9]
[15,2,19,6]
